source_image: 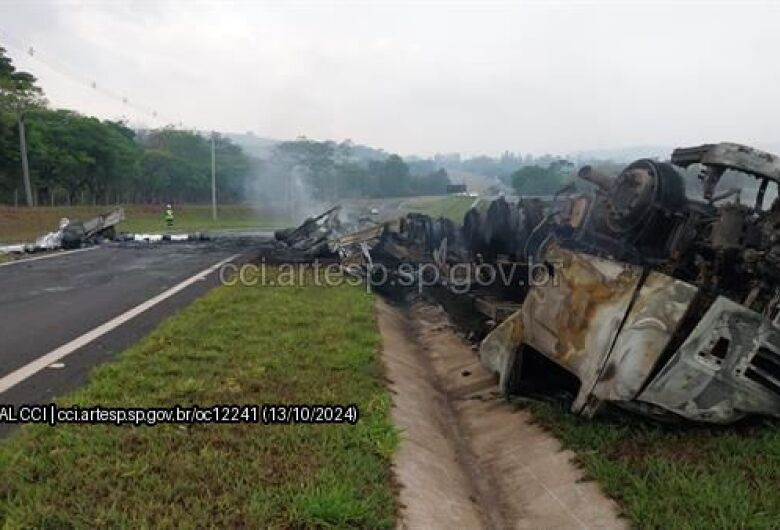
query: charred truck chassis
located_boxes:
[277,142,780,424]
[480,143,780,424]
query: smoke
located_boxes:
[243,149,330,225]
[288,164,328,221]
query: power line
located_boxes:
[0,27,189,129]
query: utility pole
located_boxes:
[211,131,217,221]
[18,114,33,206]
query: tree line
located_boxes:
[0,110,254,206]
[0,46,453,207]
[250,139,450,204]
[508,160,577,196]
[3,44,633,208]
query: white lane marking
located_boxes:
[0,246,100,268]
[0,253,240,394]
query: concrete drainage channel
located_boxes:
[377,299,627,529]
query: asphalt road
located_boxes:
[0,240,254,436]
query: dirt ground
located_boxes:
[376,299,627,529]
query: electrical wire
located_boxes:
[0,26,192,129]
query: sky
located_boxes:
[0,0,778,157]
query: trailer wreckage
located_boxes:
[0,207,126,254]
[0,207,210,255]
[275,142,780,424]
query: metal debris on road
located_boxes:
[0,207,125,254]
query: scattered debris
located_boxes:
[276,142,780,424]
[272,204,385,262]
[0,207,125,254]
[82,207,125,242]
[274,205,343,258]
[123,233,207,243]
[0,244,25,254]
[0,208,211,256]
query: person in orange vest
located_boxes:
[165,203,174,228]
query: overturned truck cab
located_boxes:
[481,143,780,424]
[482,243,780,423]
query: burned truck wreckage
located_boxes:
[275,142,780,424]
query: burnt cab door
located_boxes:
[521,243,697,416]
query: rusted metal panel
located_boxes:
[591,272,698,403]
[520,243,644,412]
[479,309,524,393]
[638,296,780,423]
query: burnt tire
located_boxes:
[99,226,116,240]
[61,221,85,249]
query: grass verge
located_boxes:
[526,401,780,529]
[118,204,287,234]
[400,195,476,223]
[0,204,287,242]
[0,274,397,528]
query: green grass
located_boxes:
[0,204,287,242]
[0,274,398,528]
[118,204,287,234]
[399,195,477,224]
[525,401,780,529]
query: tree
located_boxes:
[410,168,450,195]
[0,112,20,200]
[134,129,251,203]
[0,46,46,206]
[511,165,566,196]
[336,162,370,198]
[275,139,338,199]
[25,110,141,205]
[369,154,411,197]
[211,135,251,202]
